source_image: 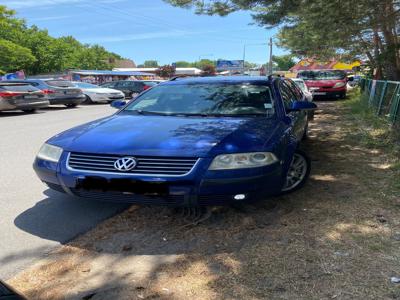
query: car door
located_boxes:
[279,80,306,141]
[101,82,117,89]
[115,81,134,98]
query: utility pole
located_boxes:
[268,37,273,75]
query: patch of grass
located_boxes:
[343,88,400,194]
[343,89,399,151]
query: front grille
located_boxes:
[68,152,199,176]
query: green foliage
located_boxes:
[165,0,400,80]
[201,64,216,76]
[272,54,295,71]
[0,5,123,75]
[175,61,192,67]
[0,39,36,72]
[193,59,215,69]
[143,60,159,67]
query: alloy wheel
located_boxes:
[282,152,309,192]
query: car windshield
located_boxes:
[0,84,37,92]
[74,82,99,88]
[298,70,346,80]
[45,80,75,87]
[123,83,275,117]
[143,81,159,86]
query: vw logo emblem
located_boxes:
[114,157,137,171]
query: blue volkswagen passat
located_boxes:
[33,76,316,206]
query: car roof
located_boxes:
[164,76,271,85]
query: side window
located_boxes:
[279,82,294,112]
[102,82,114,88]
[285,80,303,101]
[132,82,142,91]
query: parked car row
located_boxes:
[0,79,162,113]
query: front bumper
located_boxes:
[311,87,346,97]
[90,94,125,102]
[33,153,284,206]
[47,95,86,105]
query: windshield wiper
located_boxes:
[130,110,172,116]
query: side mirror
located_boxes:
[289,100,317,112]
[347,77,354,82]
[110,100,126,109]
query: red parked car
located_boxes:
[297,69,351,99]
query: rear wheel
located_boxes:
[84,95,93,104]
[281,149,311,193]
[22,109,36,113]
[65,103,77,108]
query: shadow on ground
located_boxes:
[8,101,400,300]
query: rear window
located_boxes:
[0,84,37,92]
[45,80,75,87]
[143,81,158,87]
[298,70,346,80]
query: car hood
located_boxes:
[48,113,283,157]
[82,88,123,94]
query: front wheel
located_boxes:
[84,95,93,104]
[65,103,77,108]
[281,149,311,193]
[22,109,36,113]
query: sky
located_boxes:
[3,0,286,65]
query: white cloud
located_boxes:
[29,15,72,21]
[81,30,195,43]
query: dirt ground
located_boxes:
[7,100,400,300]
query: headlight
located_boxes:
[209,152,278,170]
[37,143,63,162]
[333,82,346,88]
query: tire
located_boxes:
[302,124,309,140]
[84,95,93,104]
[281,149,311,194]
[65,103,77,108]
[22,109,36,113]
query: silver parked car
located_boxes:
[0,82,49,113]
[5,79,85,108]
[72,82,125,104]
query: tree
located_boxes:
[201,64,216,76]
[175,61,192,67]
[165,0,400,80]
[155,65,176,78]
[272,55,295,71]
[0,39,36,72]
[193,59,215,70]
[143,60,159,67]
[0,5,123,75]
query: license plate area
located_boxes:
[24,95,38,99]
[76,177,169,196]
[313,92,326,95]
